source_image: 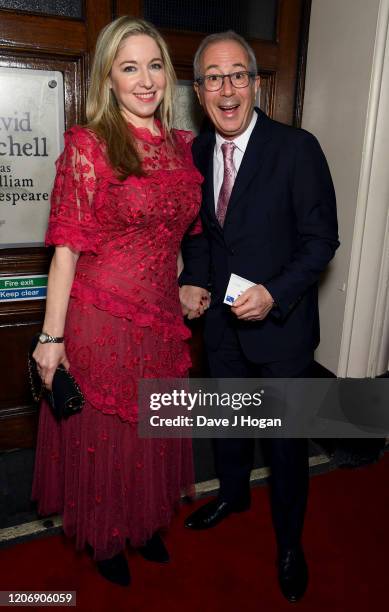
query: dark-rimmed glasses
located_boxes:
[195,71,256,92]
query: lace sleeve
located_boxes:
[45,127,101,253]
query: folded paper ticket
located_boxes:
[223,273,256,305]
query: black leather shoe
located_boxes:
[96,552,130,586]
[278,548,308,603]
[184,497,250,530]
[137,533,170,563]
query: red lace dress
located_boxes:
[32,123,203,560]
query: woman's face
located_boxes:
[109,34,167,127]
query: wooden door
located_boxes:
[133,0,311,125]
[0,0,311,450]
[0,0,114,449]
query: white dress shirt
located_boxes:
[213,111,258,209]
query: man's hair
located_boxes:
[193,30,258,80]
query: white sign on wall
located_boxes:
[173,81,204,133]
[0,67,65,248]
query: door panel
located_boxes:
[0,0,113,450]
[124,0,311,125]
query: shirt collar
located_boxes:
[215,111,258,155]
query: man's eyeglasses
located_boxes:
[195,71,256,92]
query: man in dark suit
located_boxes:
[179,31,339,602]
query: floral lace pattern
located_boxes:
[33,123,200,556]
[46,123,203,422]
[32,398,194,559]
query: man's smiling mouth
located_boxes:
[219,103,240,113]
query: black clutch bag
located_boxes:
[28,334,85,421]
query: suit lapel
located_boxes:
[196,132,220,225]
[225,109,273,220]
[203,142,216,220]
[195,110,274,231]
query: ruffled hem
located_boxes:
[71,280,191,343]
[45,221,100,254]
[63,293,193,423]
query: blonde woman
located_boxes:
[32,16,205,586]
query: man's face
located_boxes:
[194,40,260,140]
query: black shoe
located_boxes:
[137,533,170,563]
[96,552,130,587]
[184,497,250,530]
[278,548,308,603]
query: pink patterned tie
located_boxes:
[216,142,236,227]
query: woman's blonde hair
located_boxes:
[86,16,176,179]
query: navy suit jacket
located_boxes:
[181,109,339,363]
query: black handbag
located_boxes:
[28,334,85,421]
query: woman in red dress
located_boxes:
[32,16,208,586]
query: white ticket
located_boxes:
[223,273,256,305]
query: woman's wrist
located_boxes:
[38,332,65,344]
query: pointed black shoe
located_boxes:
[137,533,170,563]
[96,552,131,586]
[278,548,308,603]
[184,497,250,530]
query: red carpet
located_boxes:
[1,452,389,611]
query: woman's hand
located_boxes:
[32,342,70,390]
[179,285,210,317]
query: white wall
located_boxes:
[343,2,389,376]
[302,0,383,373]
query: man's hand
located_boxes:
[231,284,274,321]
[180,285,210,319]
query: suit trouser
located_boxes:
[207,324,312,551]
